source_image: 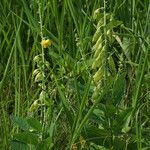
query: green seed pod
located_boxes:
[95,49,104,62]
[35,72,43,83]
[92,87,99,100]
[96,18,104,29]
[32,69,40,77]
[93,35,103,51]
[92,27,102,42]
[29,100,39,112]
[33,54,42,63]
[93,8,101,20]
[93,43,104,59]
[93,67,104,83]
[92,51,104,69]
[45,61,50,68]
[108,56,116,76]
[107,29,111,35]
[39,91,45,101]
[92,90,98,100]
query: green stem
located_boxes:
[38,1,46,132]
[103,0,108,84]
[132,44,149,108]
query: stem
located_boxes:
[38,1,46,130]
[103,0,108,84]
[132,44,149,108]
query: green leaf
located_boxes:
[114,108,132,133]
[10,141,30,150]
[106,20,122,31]
[54,76,73,126]
[113,137,126,150]
[11,116,29,131]
[48,51,59,59]
[36,137,54,150]
[36,142,47,150]
[27,117,42,132]
[93,109,104,118]
[112,73,126,104]
[13,132,38,145]
[82,125,111,148]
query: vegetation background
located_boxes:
[0,0,149,149]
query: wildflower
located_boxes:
[40,39,52,48]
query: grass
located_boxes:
[0,0,150,149]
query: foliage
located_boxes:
[0,0,149,149]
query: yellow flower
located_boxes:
[40,39,52,48]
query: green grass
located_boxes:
[0,0,150,149]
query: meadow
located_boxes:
[0,0,150,149]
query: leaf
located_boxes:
[36,137,54,150]
[113,137,126,150]
[13,132,38,145]
[27,117,42,132]
[112,73,126,104]
[11,116,29,131]
[36,142,47,150]
[10,140,30,150]
[113,108,132,133]
[82,125,111,148]
[93,109,104,117]
[106,20,122,31]
[48,51,59,59]
[54,76,74,126]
